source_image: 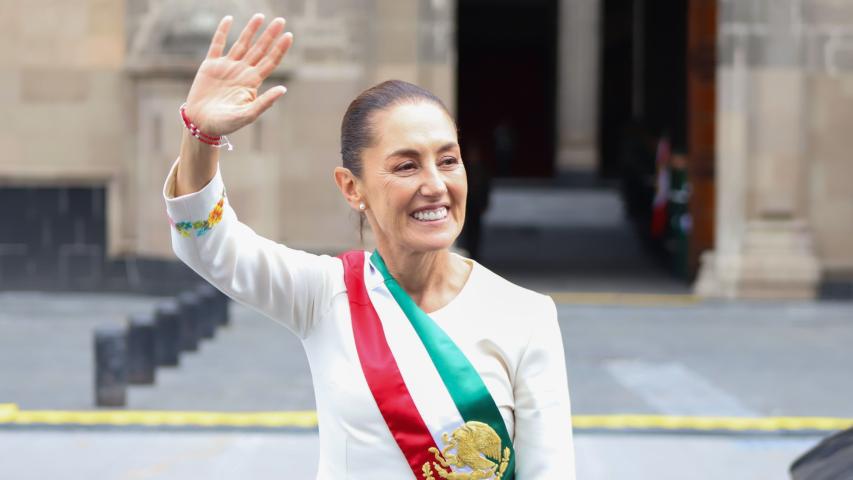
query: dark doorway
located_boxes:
[599,0,688,179]
[599,0,718,280]
[456,0,558,178]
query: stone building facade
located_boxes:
[556,0,853,299]
[695,0,853,298]
[0,0,453,290]
[1,0,850,298]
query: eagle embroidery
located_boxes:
[422,421,511,479]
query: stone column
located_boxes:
[694,0,820,299]
[556,0,602,174]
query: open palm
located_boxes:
[184,14,294,137]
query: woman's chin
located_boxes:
[405,233,457,253]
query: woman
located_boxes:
[163,14,576,479]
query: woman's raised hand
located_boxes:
[184,14,294,137]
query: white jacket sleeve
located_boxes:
[162,157,342,339]
[512,295,577,478]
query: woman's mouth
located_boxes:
[411,206,448,222]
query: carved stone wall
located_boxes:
[0,0,128,288]
[696,0,853,298]
[0,0,455,289]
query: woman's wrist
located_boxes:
[180,103,233,150]
[176,129,220,197]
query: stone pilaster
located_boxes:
[556,0,601,174]
[695,0,820,299]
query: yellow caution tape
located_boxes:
[0,403,18,423]
[0,405,316,428]
[572,414,853,432]
[547,292,701,306]
[1,405,850,433]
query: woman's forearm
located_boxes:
[171,14,291,198]
[175,129,221,197]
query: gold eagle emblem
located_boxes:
[422,421,511,479]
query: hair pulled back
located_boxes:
[340,80,453,243]
[340,79,452,178]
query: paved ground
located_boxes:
[1,292,850,479]
[480,187,691,294]
[561,300,853,418]
[0,292,170,410]
[4,293,852,418]
[0,429,822,480]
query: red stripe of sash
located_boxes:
[339,250,439,477]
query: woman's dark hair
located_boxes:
[341,79,452,176]
[340,79,453,241]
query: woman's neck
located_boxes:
[375,245,471,312]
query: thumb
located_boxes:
[247,85,287,121]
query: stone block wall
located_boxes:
[698,0,853,298]
[0,0,455,290]
[0,0,131,289]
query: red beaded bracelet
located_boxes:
[179,103,234,151]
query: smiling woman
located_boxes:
[162,14,576,479]
[334,81,465,254]
[334,91,469,293]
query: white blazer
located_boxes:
[163,157,577,479]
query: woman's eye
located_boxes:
[441,157,458,165]
[397,163,415,171]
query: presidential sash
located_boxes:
[339,250,515,479]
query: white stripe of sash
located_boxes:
[363,252,465,452]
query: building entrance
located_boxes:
[456,0,558,178]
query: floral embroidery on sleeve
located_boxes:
[168,188,226,237]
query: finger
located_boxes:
[245,85,287,121]
[254,32,294,78]
[206,16,233,59]
[244,17,286,66]
[227,13,264,60]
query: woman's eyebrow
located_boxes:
[385,148,420,160]
[386,143,458,160]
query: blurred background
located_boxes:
[1,0,853,479]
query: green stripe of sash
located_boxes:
[370,250,515,478]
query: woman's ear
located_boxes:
[333,166,363,211]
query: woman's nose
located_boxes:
[419,164,448,197]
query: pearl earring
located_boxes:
[359,202,366,211]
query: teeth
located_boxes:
[413,207,447,221]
